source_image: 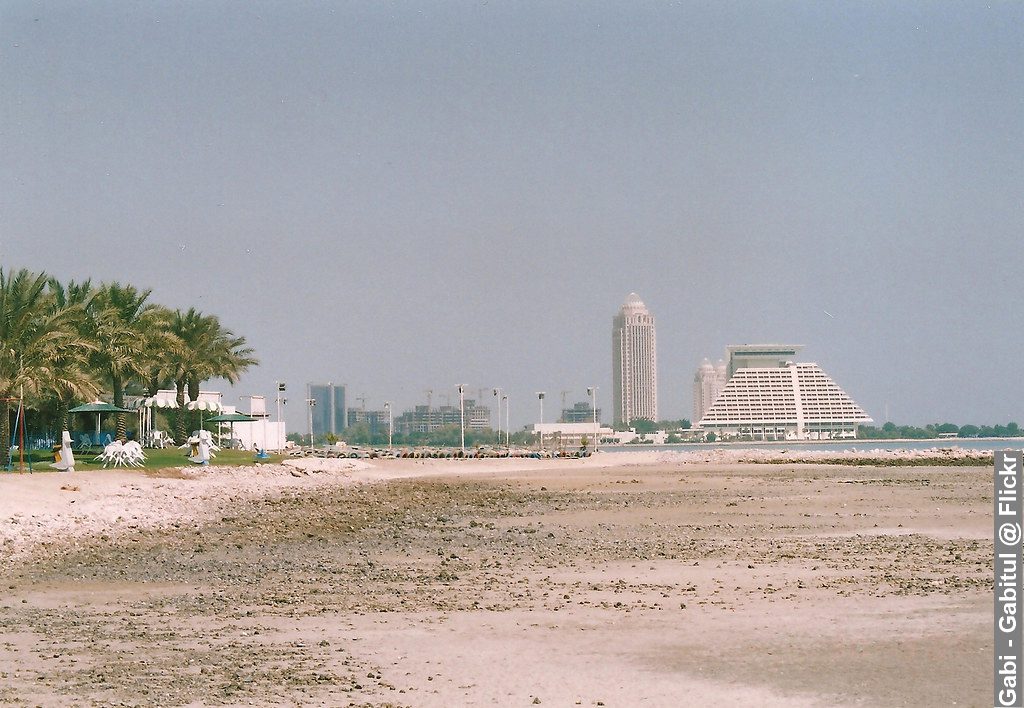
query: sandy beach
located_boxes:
[0,452,990,707]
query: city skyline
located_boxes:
[3,4,1020,430]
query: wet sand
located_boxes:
[0,455,991,706]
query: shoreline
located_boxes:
[0,452,649,567]
[0,452,990,706]
[0,448,990,568]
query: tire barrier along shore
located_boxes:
[286,446,592,460]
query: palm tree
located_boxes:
[0,268,83,455]
[167,309,257,443]
[45,277,102,432]
[168,308,207,443]
[140,305,185,396]
[88,282,163,441]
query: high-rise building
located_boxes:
[347,407,388,434]
[612,292,658,425]
[307,382,346,437]
[693,358,727,422]
[395,400,491,435]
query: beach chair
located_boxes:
[95,441,126,468]
[122,441,145,467]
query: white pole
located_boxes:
[457,384,466,455]
[503,394,509,449]
[588,386,599,454]
[492,388,501,447]
[306,386,316,451]
[384,401,392,450]
[536,392,545,452]
[276,381,285,451]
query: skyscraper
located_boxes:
[612,292,658,425]
[307,382,346,437]
[693,358,727,422]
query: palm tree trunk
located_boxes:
[175,379,187,444]
[112,374,127,441]
[55,398,70,436]
[1,400,11,467]
[187,377,200,434]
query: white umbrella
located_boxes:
[131,396,178,445]
[185,400,222,412]
[186,399,223,431]
[136,396,178,409]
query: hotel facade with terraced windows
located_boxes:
[697,345,872,440]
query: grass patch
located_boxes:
[3,447,286,472]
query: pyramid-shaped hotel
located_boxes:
[696,345,871,441]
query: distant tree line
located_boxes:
[858,422,1021,439]
[1,267,257,448]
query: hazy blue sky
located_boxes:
[3,2,1021,430]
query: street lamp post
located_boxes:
[502,394,509,450]
[275,381,286,451]
[536,392,545,451]
[306,394,317,451]
[587,386,599,454]
[383,401,393,451]
[492,388,502,447]
[457,384,466,455]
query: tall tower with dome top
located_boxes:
[612,293,658,425]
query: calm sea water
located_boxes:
[608,438,1024,454]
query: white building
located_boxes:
[229,419,287,451]
[692,358,727,422]
[698,361,872,440]
[530,422,615,451]
[612,293,658,425]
